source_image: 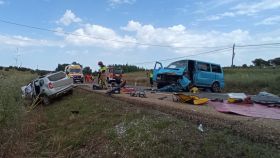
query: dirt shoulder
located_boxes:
[78,85,280,148]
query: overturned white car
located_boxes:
[21,71,74,105]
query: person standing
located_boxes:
[149,70,154,88]
[98,61,108,89]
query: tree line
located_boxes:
[252,57,280,67]
[54,62,146,75]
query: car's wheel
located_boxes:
[42,96,51,105]
[211,82,221,93]
[80,80,84,83]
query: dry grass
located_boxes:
[1,70,280,157]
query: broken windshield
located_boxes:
[167,60,188,69]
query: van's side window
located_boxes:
[197,62,210,72]
[211,64,222,73]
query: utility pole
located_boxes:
[14,48,20,67]
[231,43,235,67]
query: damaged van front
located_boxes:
[153,60,224,92]
[153,60,191,90]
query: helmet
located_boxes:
[98,61,103,66]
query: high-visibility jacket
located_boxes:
[149,72,153,78]
[99,66,108,73]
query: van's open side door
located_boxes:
[153,62,163,81]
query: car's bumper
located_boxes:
[48,85,75,98]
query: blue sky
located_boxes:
[0,0,280,70]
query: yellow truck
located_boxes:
[65,64,84,83]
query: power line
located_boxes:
[0,18,229,49]
[236,42,280,47]
[131,47,232,65]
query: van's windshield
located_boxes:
[70,69,81,73]
[167,60,188,69]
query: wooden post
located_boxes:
[231,43,235,67]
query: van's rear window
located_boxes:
[211,64,222,73]
[48,72,66,81]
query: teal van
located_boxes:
[153,59,224,92]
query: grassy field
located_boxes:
[1,69,280,157]
[124,68,280,95]
[0,69,36,158]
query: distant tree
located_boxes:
[269,57,280,66]
[242,64,248,68]
[55,63,69,72]
[72,61,82,68]
[252,58,269,67]
[82,66,92,75]
[108,64,145,73]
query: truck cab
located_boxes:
[153,59,224,92]
[65,64,84,83]
[107,66,123,84]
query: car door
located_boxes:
[211,64,224,88]
[153,62,163,81]
[194,62,214,86]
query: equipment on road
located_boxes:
[173,93,208,105]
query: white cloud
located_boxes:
[57,10,82,26]
[108,0,136,7]
[121,20,250,52]
[256,16,280,25]
[232,0,280,15]
[65,23,136,49]
[203,0,280,21]
[0,34,64,47]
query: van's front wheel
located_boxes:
[211,82,221,93]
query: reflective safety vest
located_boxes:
[150,72,153,78]
[99,66,108,73]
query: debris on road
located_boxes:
[173,93,208,105]
[252,91,280,107]
[209,101,280,120]
[197,124,204,132]
[130,90,147,98]
[158,96,168,100]
[158,83,184,92]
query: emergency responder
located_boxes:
[98,61,108,89]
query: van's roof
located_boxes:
[173,59,221,66]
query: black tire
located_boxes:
[80,80,84,83]
[211,82,221,93]
[42,96,51,105]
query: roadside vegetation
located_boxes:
[0,69,36,157]
[224,67,280,95]
[1,69,280,157]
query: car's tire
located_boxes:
[211,82,221,93]
[80,80,84,83]
[42,96,51,105]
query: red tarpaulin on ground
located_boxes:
[208,101,280,120]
